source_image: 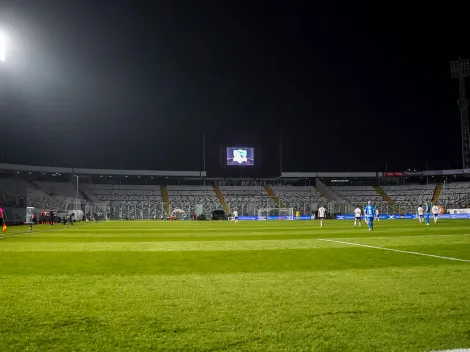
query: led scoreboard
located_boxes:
[226,147,255,167]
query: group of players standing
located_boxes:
[417,202,440,225]
[232,202,441,230]
[352,201,377,231]
[350,201,440,230]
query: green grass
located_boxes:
[0,220,469,351]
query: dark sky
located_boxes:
[0,0,469,175]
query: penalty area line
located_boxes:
[318,239,470,263]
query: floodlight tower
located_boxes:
[450,58,470,169]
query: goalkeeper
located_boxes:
[365,201,375,231]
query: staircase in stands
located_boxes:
[264,185,286,208]
[160,185,171,216]
[374,186,399,213]
[212,185,230,213]
[432,183,443,205]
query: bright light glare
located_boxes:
[0,32,8,62]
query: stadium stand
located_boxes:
[213,185,230,213]
[265,186,286,208]
[36,181,78,199]
[0,177,26,208]
[5,169,470,220]
[438,182,470,207]
[374,185,399,212]
[83,184,163,219]
[35,181,83,210]
[166,185,222,218]
[381,184,435,213]
[219,186,276,215]
[271,185,327,214]
[0,177,75,211]
[330,185,388,212]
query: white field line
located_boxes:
[318,239,470,263]
[331,234,470,240]
[429,349,470,352]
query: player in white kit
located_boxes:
[417,206,424,223]
[354,207,362,228]
[318,206,326,228]
[233,210,239,224]
[432,205,439,223]
[375,209,380,221]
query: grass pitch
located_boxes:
[0,219,469,351]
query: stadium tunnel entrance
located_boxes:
[212,209,227,220]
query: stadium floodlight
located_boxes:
[450,58,470,78]
[0,31,8,62]
[450,58,470,169]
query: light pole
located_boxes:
[450,58,470,169]
[75,175,81,210]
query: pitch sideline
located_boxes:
[0,219,109,239]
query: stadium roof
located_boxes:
[0,163,207,178]
[1,163,469,179]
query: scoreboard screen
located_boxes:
[226,147,255,166]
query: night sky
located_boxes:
[0,0,469,176]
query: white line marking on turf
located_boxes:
[329,234,470,241]
[429,349,470,352]
[318,239,470,263]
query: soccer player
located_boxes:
[364,201,375,231]
[296,210,300,219]
[375,208,380,221]
[49,211,55,225]
[417,205,424,223]
[70,213,75,225]
[432,204,439,223]
[233,209,239,224]
[318,205,326,228]
[354,206,362,228]
[425,201,431,226]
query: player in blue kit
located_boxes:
[364,201,376,231]
[425,201,431,226]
